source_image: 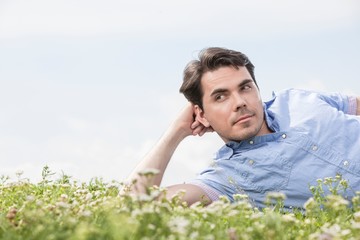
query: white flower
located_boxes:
[147,224,156,230]
[15,170,24,177]
[304,197,316,210]
[351,220,360,229]
[266,192,286,200]
[60,194,68,200]
[167,216,190,234]
[26,195,35,202]
[321,223,341,237]
[189,231,199,239]
[353,211,360,222]
[56,201,70,209]
[81,210,92,217]
[282,214,298,223]
[36,200,43,206]
[137,168,160,177]
[85,193,93,201]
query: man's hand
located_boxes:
[174,103,214,138]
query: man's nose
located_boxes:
[232,93,246,111]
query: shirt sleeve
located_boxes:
[348,96,358,115]
[187,180,221,202]
[316,91,357,115]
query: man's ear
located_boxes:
[194,105,211,128]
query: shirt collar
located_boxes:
[214,131,287,160]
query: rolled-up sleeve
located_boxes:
[348,96,358,115]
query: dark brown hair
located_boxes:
[179,47,257,109]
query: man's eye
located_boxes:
[241,85,251,91]
[215,94,225,101]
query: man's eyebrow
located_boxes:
[210,79,255,97]
[210,88,228,97]
[239,79,254,87]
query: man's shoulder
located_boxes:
[266,88,323,105]
[272,88,318,97]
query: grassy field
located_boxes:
[1,166,359,240]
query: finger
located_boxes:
[198,127,209,136]
[192,125,205,136]
[191,121,200,130]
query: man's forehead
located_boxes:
[201,66,252,90]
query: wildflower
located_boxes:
[250,212,264,220]
[266,192,286,200]
[339,179,349,189]
[341,229,351,237]
[137,168,160,178]
[351,220,360,229]
[147,224,156,230]
[227,209,240,217]
[81,210,92,217]
[325,195,349,209]
[15,170,24,177]
[167,216,190,235]
[36,200,43,206]
[315,233,333,240]
[316,179,323,184]
[354,211,360,222]
[219,195,230,203]
[204,235,215,240]
[233,194,249,201]
[304,197,317,210]
[56,201,70,209]
[71,200,79,207]
[137,193,152,202]
[324,177,333,185]
[85,193,93,201]
[320,223,341,238]
[192,221,201,229]
[189,231,199,239]
[26,195,36,202]
[60,194,68,201]
[304,218,313,225]
[282,213,298,223]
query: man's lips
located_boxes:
[233,114,253,125]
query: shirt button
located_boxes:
[249,140,254,144]
[311,145,318,151]
[343,160,349,166]
[249,159,255,165]
[281,134,287,139]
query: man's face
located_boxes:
[196,66,270,142]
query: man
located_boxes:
[124,47,360,210]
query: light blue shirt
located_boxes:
[192,89,360,209]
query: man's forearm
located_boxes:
[357,97,360,115]
[124,123,187,194]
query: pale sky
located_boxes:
[1,0,359,185]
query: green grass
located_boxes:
[1,166,359,240]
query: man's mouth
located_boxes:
[233,114,253,125]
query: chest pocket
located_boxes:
[225,145,293,193]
